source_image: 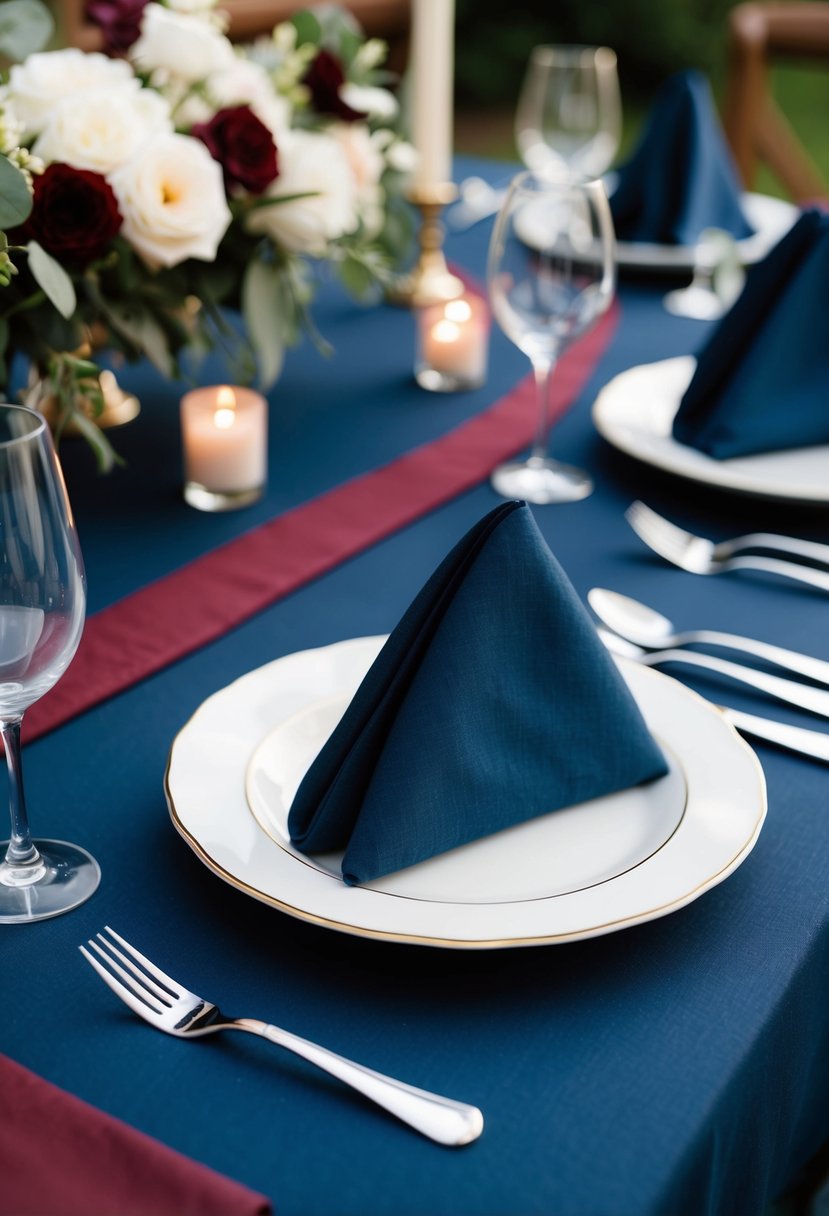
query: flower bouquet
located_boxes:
[0,0,414,467]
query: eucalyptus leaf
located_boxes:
[106,304,175,377]
[290,10,321,47]
[27,241,76,319]
[242,260,289,389]
[0,0,54,60]
[65,407,118,474]
[0,156,32,228]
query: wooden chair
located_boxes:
[724,1,829,201]
[54,0,409,58]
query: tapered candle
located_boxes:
[411,0,455,190]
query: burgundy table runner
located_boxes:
[26,305,618,743]
[0,1054,271,1216]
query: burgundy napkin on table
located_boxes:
[0,1054,271,1216]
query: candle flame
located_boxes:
[213,407,236,430]
[444,299,472,323]
[432,319,460,344]
[216,386,237,409]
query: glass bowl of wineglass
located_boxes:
[0,404,99,923]
[515,45,622,183]
[487,170,616,504]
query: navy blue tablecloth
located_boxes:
[2,158,829,1216]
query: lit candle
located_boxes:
[411,0,455,191]
[416,292,489,390]
[180,384,267,511]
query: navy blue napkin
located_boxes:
[610,70,754,245]
[672,208,829,458]
[288,502,668,886]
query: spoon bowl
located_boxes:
[588,587,829,687]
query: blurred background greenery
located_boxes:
[451,0,829,197]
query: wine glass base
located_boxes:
[491,458,593,505]
[663,285,725,321]
[0,840,100,924]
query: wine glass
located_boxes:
[0,404,98,923]
[515,45,622,183]
[487,170,616,504]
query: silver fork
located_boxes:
[80,927,484,1147]
[625,501,829,592]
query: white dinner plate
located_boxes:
[515,191,798,272]
[592,356,829,504]
[166,636,766,949]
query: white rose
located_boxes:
[332,123,386,237]
[34,89,171,176]
[130,4,235,84]
[208,59,292,141]
[110,133,231,268]
[340,84,399,122]
[9,49,138,139]
[245,130,359,255]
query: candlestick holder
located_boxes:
[387,184,465,308]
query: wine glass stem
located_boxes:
[530,358,557,463]
[1,717,40,870]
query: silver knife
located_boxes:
[720,706,829,763]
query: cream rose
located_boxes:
[110,133,231,268]
[34,89,171,176]
[332,124,386,237]
[245,130,359,255]
[130,4,235,84]
[9,49,138,139]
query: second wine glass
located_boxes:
[515,45,622,183]
[487,170,616,504]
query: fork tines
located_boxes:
[80,926,178,1016]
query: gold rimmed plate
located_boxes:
[165,636,766,948]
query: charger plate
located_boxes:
[166,636,766,948]
[592,356,829,504]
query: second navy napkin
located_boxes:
[610,70,753,246]
[288,501,668,885]
[673,208,829,458]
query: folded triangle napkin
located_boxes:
[672,208,829,458]
[610,70,754,246]
[288,501,668,886]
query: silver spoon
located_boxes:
[596,627,829,719]
[588,588,829,688]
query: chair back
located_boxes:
[724,1,829,201]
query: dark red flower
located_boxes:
[84,0,147,54]
[23,164,122,268]
[192,105,279,195]
[302,50,366,123]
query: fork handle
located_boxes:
[729,555,829,593]
[234,1019,483,1147]
[736,533,829,569]
[690,630,829,688]
[646,649,829,719]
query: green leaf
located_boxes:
[242,259,289,389]
[105,304,175,378]
[0,0,54,59]
[0,156,32,228]
[66,407,118,474]
[290,10,321,47]
[338,252,375,298]
[27,241,76,319]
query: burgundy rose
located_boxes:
[192,106,279,195]
[302,50,366,123]
[84,0,147,54]
[23,164,122,268]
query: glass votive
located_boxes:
[415,292,490,392]
[180,385,267,511]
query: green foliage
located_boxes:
[27,241,76,318]
[0,0,53,60]
[455,0,737,108]
[0,156,32,228]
